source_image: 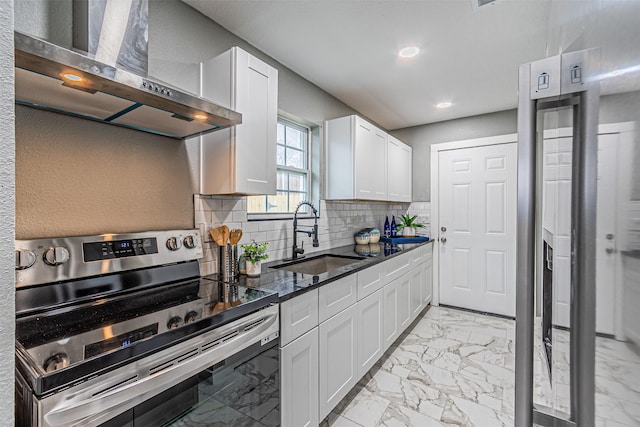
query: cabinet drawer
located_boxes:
[382,251,412,283]
[357,262,385,300]
[280,289,319,346]
[319,275,358,323]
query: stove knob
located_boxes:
[167,316,183,330]
[43,246,70,266]
[15,249,37,270]
[166,237,182,251]
[183,235,197,249]
[43,353,70,373]
[184,311,199,324]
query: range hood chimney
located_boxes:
[14,0,241,140]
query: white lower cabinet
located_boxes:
[422,246,433,305]
[409,266,424,322]
[318,304,358,421]
[281,328,319,427]
[383,279,400,351]
[280,244,434,425]
[356,289,384,377]
[397,271,411,330]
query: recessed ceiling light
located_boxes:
[194,113,208,121]
[436,101,453,109]
[62,72,83,82]
[398,46,420,58]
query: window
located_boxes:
[247,118,310,215]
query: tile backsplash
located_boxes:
[194,195,432,275]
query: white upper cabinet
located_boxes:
[326,115,411,202]
[199,47,277,195]
[387,135,412,202]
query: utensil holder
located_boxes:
[218,245,238,282]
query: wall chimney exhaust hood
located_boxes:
[14,31,242,139]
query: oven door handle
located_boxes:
[45,351,210,425]
[44,308,279,427]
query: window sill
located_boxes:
[248,213,318,221]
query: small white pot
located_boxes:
[246,260,262,277]
[402,227,416,237]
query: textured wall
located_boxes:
[0,0,15,418]
[15,106,196,238]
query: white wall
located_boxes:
[0,0,15,419]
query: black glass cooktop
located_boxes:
[15,271,277,396]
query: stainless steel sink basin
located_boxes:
[271,254,364,275]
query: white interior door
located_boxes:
[438,142,517,317]
[543,133,619,334]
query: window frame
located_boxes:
[248,117,313,219]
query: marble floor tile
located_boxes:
[326,305,640,427]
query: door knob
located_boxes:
[605,247,616,254]
[606,233,614,240]
[440,237,447,243]
[441,226,447,232]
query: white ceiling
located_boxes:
[183,0,553,130]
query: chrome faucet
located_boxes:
[286,201,319,260]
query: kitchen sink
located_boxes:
[271,254,365,275]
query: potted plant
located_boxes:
[241,240,269,277]
[396,214,425,237]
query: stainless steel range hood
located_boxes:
[14,31,242,139]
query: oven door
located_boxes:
[21,305,279,427]
[102,338,280,427]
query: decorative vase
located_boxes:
[246,260,262,277]
[402,227,416,238]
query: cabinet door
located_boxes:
[354,117,387,200]
[383,280,399,351]
[387,136,412,202]
[422,246,433,305]
[357,289,384,378]
[200,47,277,195]
[281,328,319,427]
[234,49,278,194]
[409,266,424,322]
[397,271,411,330]
[319,304,358,420]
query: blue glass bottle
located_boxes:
[391,216,397,237]
[384,216,391,238]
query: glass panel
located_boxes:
[276,145,285,166]
[289,173,306,192]
[288,192,305,212]
[246,195,266,213]
[266,193,288,213]
[277,122,285,145]
[286,148,304,169]
[285,126,304,149]
[276,171,287,191]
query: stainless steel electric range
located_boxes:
[14,230,280,427]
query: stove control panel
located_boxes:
[15,229,204,288]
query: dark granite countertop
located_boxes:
[202,240,433,302]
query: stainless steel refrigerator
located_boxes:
[515,2,640,426]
